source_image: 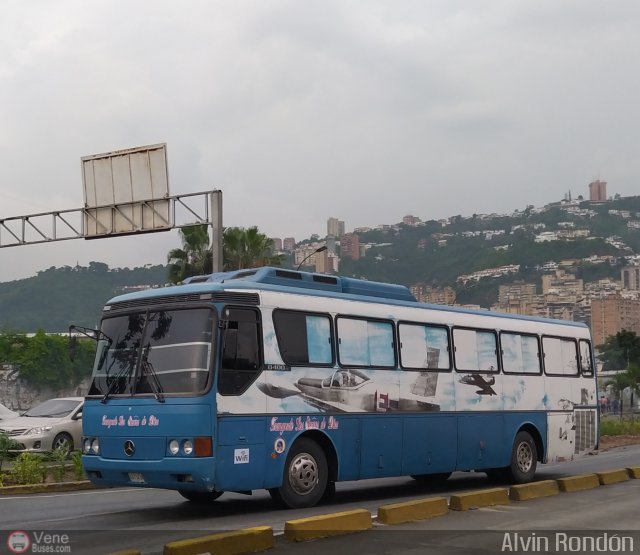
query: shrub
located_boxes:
[10,453,46,485]
[0,432,20,472]
[600,418,640,436]
[47,447,69,483]
[71,451,85,481]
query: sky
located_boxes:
[1,0,639,282]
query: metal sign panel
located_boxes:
[81,143,170,237]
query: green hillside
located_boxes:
[0,263,167,332]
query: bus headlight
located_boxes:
[83,438,92,454]
[182,440,194,455]
[169,440,180,455]
[90,438,100,455]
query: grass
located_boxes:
[600,417,640,436]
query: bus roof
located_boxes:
[105,266,588,330]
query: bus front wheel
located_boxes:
[505,430,537,483]
[272,438,328,509]
[178,490,224,503]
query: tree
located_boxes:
[223,226,284,270]
[598,330,640,371]
[167,224,283,283]
[167,225,213,284]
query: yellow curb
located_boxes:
[627,466,640,479]
[509,480,560,501]
[284,509,372,542]
[0,481,96,495]
[597,469,630,485]
[557,474,600,493]
[449,487,509,511]
[163,526,273,555]
[377,496,448,525]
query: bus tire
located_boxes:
[178,490,224,503]
[410,472,452,483]
[505,430,537,483]
[275,438,328,509]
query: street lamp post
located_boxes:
[296,245,327,271]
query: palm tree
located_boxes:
[167,225,212,284]
[223,226,284,270]
[167,224,283,283]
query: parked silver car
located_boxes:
[0,403,18,421]
[0,397,83,452]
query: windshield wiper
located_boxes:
[102,365,133,404]
[140,359,165,403]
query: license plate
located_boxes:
[128,472,145,483]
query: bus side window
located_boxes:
[219,308,262,395]
[579,340,593,376]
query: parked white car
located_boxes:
[0,397,83,452]
[0,403,18,421]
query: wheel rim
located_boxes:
[54,437,70,451]
[516,441,533,473]
[288,451,318,496]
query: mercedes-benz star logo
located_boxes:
[124,440,135,457]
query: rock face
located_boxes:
[0,365,89,412]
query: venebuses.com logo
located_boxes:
[7,531,30,554]
[6,530,71,553]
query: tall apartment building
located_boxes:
[541,270,584,296]
[270,237,283,251]
[621,266,640,290]
[591,296,640,346]
[327,217,345,238]
[282,237,296,252]
[340,233,360,260]
[588,180,607,202]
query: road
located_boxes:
[0,445,638,554]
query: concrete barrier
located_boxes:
[377,496,448,525]
[0,481,96,495]
[597,469,630,485]
[449,487,509,511]
[162,526,273,555]
[284,509,372,542]
[509,480,559,501]
[556,474,600,493]
[627,466,640,479]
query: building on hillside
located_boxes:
[340,233,360,260]
[492,282,538,315]
[591,296,640,345]
[410,283,456,305]
[327,217,345,238]
[541,270,584,296]
[589,180,607,202]
[402,215,422,226]
[314,251,339,273]
[621,266,640,290]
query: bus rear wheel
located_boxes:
[272,438,328,509]
[178,490,224,503]
[505,430,537,483]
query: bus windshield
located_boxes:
[88,308,215,398]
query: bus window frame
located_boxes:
[217,305,264,396]
[498,330,543,376]
[452,325,501,374]
[272,308,335,367]
[397,320,452,372]
[578,339,594,377]
[541,334,580,377]
[335,314,397,370]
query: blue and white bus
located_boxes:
[81,267,598,508]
